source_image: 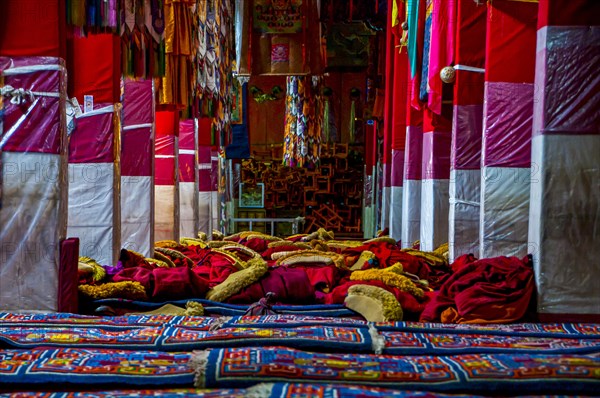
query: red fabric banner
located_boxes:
[392,38,409,150]
[454,0,486,106]
[0,0,66,58]
[68,33,121,104]
[156,110,179,138]
[382,0,396,166]
[427,0,456,114]
[538,0,600,28]
[485,1,538,83]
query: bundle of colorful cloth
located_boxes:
[78,229,535,324]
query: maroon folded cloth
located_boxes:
[293,264,343,293]
[226,267,315,304]
[420,255,535,324]
[152,267,209,300]
[241,237,270,253]
[112,267,154,292]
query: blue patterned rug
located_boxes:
[0,348,193,386]
[375,321,600,339]
[0,313,217,330]
[193,346,600,394]
[0,382,506,397]
[0,325,373,353]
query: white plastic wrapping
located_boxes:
[529,134,600,315]
[389,149,405,242]
[380,185,391,233]
[420,178,450,252]
[155,135,179,242]
[179,182,197,237]
[389,186,403,242]
[67,105,120,266]
[197,146,215,235]
[401,179,421,248]
[362,169,376,239]
[449,169,480,260]
[529,24,600,317]
[68,163,118,265]
[480,166,530,258]
[155,185,177,241]
[0,58,69,311]
[198,191,212,235]
[178,119,199,238]
[121,175,153,254]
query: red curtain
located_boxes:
[0,0,66,58]
[68,33,121,104]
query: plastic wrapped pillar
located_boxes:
[420,109,451,251]
[363,120,377,238]
[155,110,180,242]
[448,0,486,261]
[0,57,70,311]
[529,0,600,321]
[380,0,396,235]
[179,118,199,238]
[68,104,121,266]
[197,146,213,235]
[389,33,409,242]
[121,78,154,257]
[401,96,424,248]
[480,1,537,258]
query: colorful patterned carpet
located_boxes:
[0,383,516,398]
[1,313,599,395]
[193,346,600,394]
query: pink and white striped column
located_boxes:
[68,104,121,266]
[448,0,486,261]
[0,57,70,311]
[178,118,199,238]
[121,79,154,257]
[420,109,452,251]
[480,0,537,258]
[380,0,396,235]
[155,110,179,242]
[529,0,600,320]
[197,145,214,235]
[388,43,409,242]
[401,99,423,247]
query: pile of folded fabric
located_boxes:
[78,228,536,324]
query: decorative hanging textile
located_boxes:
[159,0,194,107]
[283,76,322,168]
[419,0,433,102]
[66,0,120,34]
[193,0,234,146]
[120,0,166,79]
[427,0,456,114]
[407,0,421,78]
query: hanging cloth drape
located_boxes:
[159,0,193,107]
[419,0,434,102]
[283,76,321,168]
